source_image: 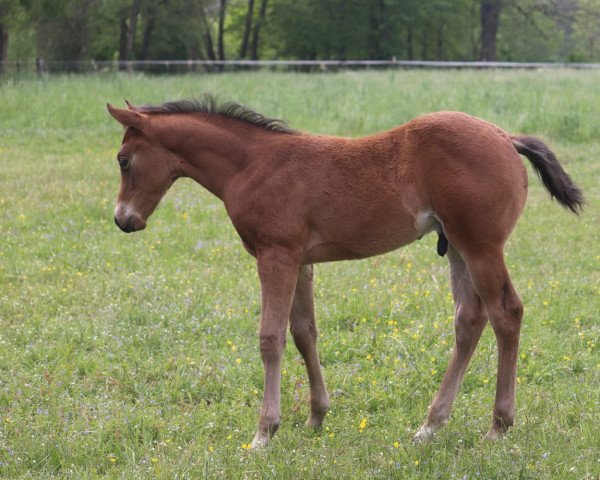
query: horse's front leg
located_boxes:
[251,247,301,449]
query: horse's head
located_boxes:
[107,102,180,233]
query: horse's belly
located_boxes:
[302,219,418,264]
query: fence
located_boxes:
[3,59,600,74]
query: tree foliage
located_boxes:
[2,0,600,66]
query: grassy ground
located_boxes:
[0,70,598,479]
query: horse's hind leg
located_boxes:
[289,265,330,428]
[414,246,487,443]
[463,248,523,438]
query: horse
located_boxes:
[107,96,583,448]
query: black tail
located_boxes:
[511,135,584,214]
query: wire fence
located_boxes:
[3,58,600,74]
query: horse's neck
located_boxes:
[167,116,260,199]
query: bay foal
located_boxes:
[107,97,583,448]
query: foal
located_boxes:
[107,97,583,448]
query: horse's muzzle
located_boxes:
[114,214,146,233]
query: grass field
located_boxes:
[0,70,599,479]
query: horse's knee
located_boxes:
[259,331,286,363]
[290,317,316,339]
[290,316,317,350]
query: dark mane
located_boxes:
[138,94,296,134]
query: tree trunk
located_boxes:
[407,28,413,60]
[118,16,128,69]
[204,29,216,62]
[141,15,156,60]
[437,25,444,60]
[0,22,8,75]
[249,0,268,60]
[368,0,389,59]
[126,0,142,70]
[217,0,227,61]
[200,6,217,70]
[239,0,254,58]
[35,22,47,71]
[480,0,503,61]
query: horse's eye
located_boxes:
[118,156,130,170]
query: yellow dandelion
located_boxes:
[393,441,400,448]
[414,460,419,466]
[151,457,159,463]
[241,443,252,450]
[359,418,367,431]
[235,358,241,365]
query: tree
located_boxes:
[0,3,8,74]
[200,2,216,61]
[217,0,226,60]
[3,0,600,68]
[249,0,267,60]
[239,0,254,58]
[124,0,141,70]
[480,0,504,60]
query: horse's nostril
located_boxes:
[114,215,132,233]
[114,213,145,233]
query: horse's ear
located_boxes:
[107,103,144,130]
[125,99,139,111]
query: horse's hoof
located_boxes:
[250,432,270,450]
[484,428,504,441]
[305,414,326,430]
[413,425,436,444]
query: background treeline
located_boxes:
[2,0,600,71]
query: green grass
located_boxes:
[0,70,598,479]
